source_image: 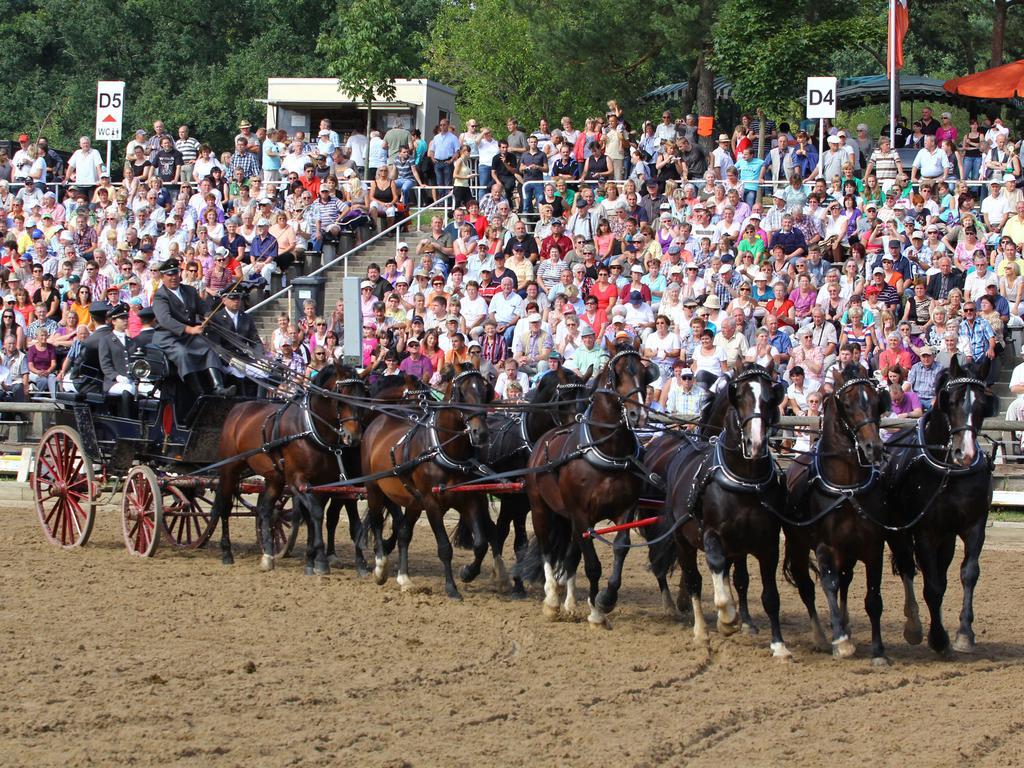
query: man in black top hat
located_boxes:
[151,258,235,397]
[73,301,113,395]
[207,288,264,396]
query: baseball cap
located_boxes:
[527,313,542,323]
[872,266,885,274]
[629,290,643,303]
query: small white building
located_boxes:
[264,78,458,138]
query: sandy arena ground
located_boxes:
[2,501,1024,767]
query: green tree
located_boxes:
[713,0,885,116]
[317,0,408,180]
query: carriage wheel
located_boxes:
[33,425,97,549]
[121,466,163,558]
[254,494,300,559]
[161,486,216,549]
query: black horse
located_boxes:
[481,365,589,595]
[646,365,792,656]
[784,366,893,664]
[885,356,996,655]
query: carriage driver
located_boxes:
[98,302,136,417]
[151,258,236,397]
[207,288,265,397]
[73,301,115,396]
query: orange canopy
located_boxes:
[944,60,1024,99]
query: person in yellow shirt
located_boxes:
[1002,199,1024,246]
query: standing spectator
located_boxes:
[67,137,104,193]
[229,136,259,181]
[175,125,201,184]
[428,117,459,195]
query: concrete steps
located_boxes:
[249,231,428,338]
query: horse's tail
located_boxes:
[452,516,474,549]
[888,533,917,578]
[642,507,679,580]
[513,514,572,584]
[782,532,819,586]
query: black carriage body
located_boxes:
[53,382,239,474]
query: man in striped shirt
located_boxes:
[175,125,201,184]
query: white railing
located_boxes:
[245,192,454,316]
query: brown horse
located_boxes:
[359,363,493,600]
[210,364,367,574]
[518,346,658,626]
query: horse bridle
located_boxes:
[332,376,368,436]
[935,375,988,465]
[593,350,647,422]
[832,377,882,467]
[446,368,489,438]
[727,367,774,460]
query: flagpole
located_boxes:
[889,0,897,148]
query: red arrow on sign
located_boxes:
[101,114,117,123]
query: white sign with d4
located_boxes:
[806,77,837,120]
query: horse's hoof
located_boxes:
[595,590,617,614]
[542,602,560,620]
[742,622,760,636]
[770,642,794,661]
[221,553,234,566]
[259,554,274,572]
[952,633,977,653]
[717,617,740,637]
[903,623,924,646]
[509,585,528,601]
[832,637,857,659]
[355,564,370,578]
[373,558,388,585]
[459,564,480,583]
[327,554,341,568]
[397,574,414,593]
[445,585,463,601]
[871,655,891,668]
[304,565,314,576]
[314,562,330,576]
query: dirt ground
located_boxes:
[2,502,1024,768]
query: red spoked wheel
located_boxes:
[33,425,97,549]
[253,494,299,558]
[161,486,216,549]
[121,466,162,557]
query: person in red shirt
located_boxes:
[466,199,488,240]
[579,293,608,339]
[618,264,651,304]
[300,163,321,197]
[588,264,619,321]
[540,219,572,261]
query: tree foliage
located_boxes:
[712,0,886,116]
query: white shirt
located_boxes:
[69,148,104,185]
[982,194,1010,228]
[345,133,368,166]
[912,147,950,177]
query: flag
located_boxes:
[888,0,909,78]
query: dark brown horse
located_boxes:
[210,364,367,574]
[359,363,494,599]
[518,346,658,626]
[481,365,589,595]
[647,365,791,656]
[784,366,892,663]
[885,357,996,655]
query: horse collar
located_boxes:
[427,409,478,473]
[578,409,640,471]
[811,445,879,497]
[914,415,987,475]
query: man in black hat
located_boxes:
[151,258,235,396]
[135,306,157,348]
[98,303,136,417]
[207,288,263,396]
[73,301,114,395]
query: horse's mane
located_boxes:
[312,363,336,388]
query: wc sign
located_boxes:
[95,81,126,141]
[806,77,837,120]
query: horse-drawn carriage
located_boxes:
[31,347,301,558]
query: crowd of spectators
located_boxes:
[1,106,1023,423]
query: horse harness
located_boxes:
[260,377,367,476]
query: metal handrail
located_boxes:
[245,192,454,315]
